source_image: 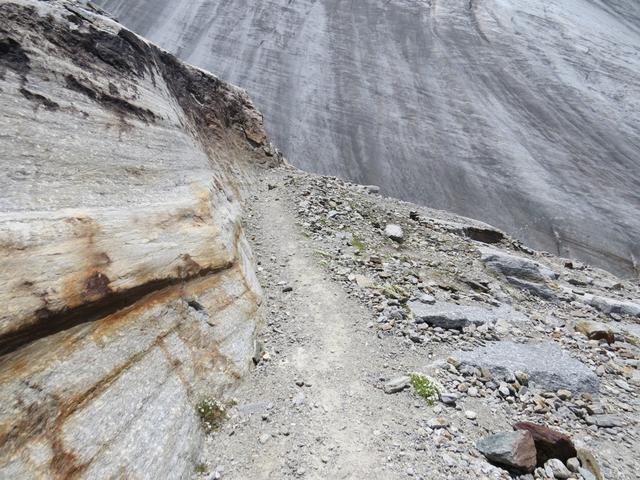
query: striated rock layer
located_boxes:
[96,0,640,278]
[0,0,277,477]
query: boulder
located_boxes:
[479,247,559,283]
[575,321,615,344]
[384,224,404,243]
[408,302,526,330]
[514,422,576,465]
[454,342,599,393]
[0,1,273,477]
[476,430,537,473]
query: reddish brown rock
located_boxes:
[514,422,577,465]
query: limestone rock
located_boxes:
[454,342,599,393]
[0,1,273,477]
[476,430,537,473]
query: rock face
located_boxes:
[0,1,275,477]
[94,0,640,278]
[454,342,599,393]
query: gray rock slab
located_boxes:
[480,248,559,282]
[582,294,640,318]
[384,376,411,394]
[453,342,599,393]
[409,301,527,330]
[505,276,558,301]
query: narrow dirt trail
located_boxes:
[200,170,436,479]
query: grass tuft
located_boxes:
[351,235,366,252]
[194,463,208,474]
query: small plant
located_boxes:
[410,373,440,405]
[382,284,409,301]
[351,235,366,252]
[194,463,208,474]
[196,397,227,433]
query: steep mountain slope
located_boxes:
[96,0,640,278]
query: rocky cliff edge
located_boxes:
[0,0,279,477]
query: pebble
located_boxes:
[545,458,571,479]
[427,417,450,429]
[566,457,580,473]
[464,410,477,420]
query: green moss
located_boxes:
[351,235,366,252]
[410,374,440,405]
[194,463,208,474]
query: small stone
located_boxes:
[355,275,375,288]
[476,430,536,473]
[566,457,580,473]
[384,376,410,394]
[282,285,293,293]
[578,467,597,480]
[258,433,270,445]
[468,386,479,397]
[419,293,436,304]
[427,417,449,429]
[292,391,305,406]
[499,384,511,397]
[515,370,529,385]
[439,392,458,406]
[556,389,572,400]
[465,410,477,420]
[544,458,571,479]
[385,224,404,243]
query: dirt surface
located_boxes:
[195,165,640,480]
